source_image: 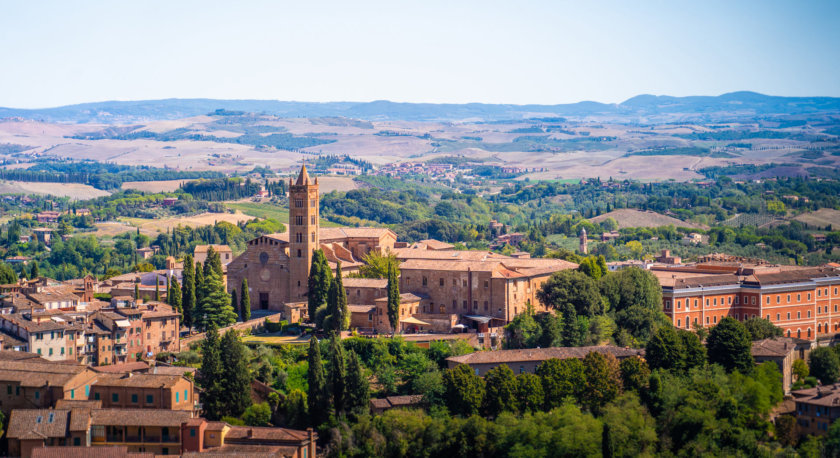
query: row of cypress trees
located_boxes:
[306,333,369,425]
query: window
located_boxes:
[677,300,681,310]
[147,395,153,404]
[49,348,53,356]
[735,296,739,305]
[694,299,698,308]
[297,249,302,258]
[176,392,180,403]
[808,311,811,318]
[422,277,427,286]
[766,314,770,320]
[520,366,525,374]
[311,232,315,242]
[798,312,801,319]
[484,280,489,288]
[112,393,119,403]
[797,294,801,302]
[70,389,75,399]
[190,428,196,437]
[35,391,40,400]
[678,319,681,327]
[766,297,770,305]
[311,215,316,224]
[73,437,80,446]
[752,297,756,305]
[788,312,791,320]
[777,295,781,304]
[6,385,10,395]
[665,300,671,310]
[787,295,792,303]
[310,198,316,208]
[131,394,138,403]
[808,293,812,301]
[295,199,303,208]
[439,278,444,286]
[185,389,189,401]
[706,299,709,306]
[94,392,101,400]
[713,298,717,306]
[475,368,480,375]
[85,385,90,397]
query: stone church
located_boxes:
[227,165,397,312]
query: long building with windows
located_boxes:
[657,263,840,341]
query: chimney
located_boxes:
[247,428,253,438]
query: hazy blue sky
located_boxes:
[1,1,838,108]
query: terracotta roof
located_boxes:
[92,372,185,389]
[411,239,455,250]
[295,164,312,186]
[0,360,90,387]
[263,227,395,244]
[342,278,388,288]
[91,361,150,373]
[751,337,811,357]
[792,384,840,407]
[194,244,232,253]
[447,346,643,366]
[374,293,422,303]
[183,444,299,457]
[749,267,840,286]
[32,447,153,458]
[90,409,193,427]
[224,425,311,443]
[348,305,376,314]
[394,248,507,262]
[6,409,71,439]
[55,399,102,410]
[0,350,45,361]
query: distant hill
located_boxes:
[589,209,708,230]
[2,92,839,124]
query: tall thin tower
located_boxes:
[288,164,319,302]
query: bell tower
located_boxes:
[288,164,319,302]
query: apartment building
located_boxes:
[6,408,317,458]
[446,345,644,376]
[89,372,196,412]
[793,384,840,436]
[0,359,97,415]
[658,265,840,341]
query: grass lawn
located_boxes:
[242,334,311,346]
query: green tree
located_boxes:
[793,358,809,381]
[345,350,369,418]
[600,393,658,457]
[809,346,840,385]
[599,267,662,314]
[537,357,584,409]
[281,389,308,429]
[230,288,238,319]
[537,270,605,317]
[307,335,329,426]
[483,364,518,417]
[220,330,253,417]
[154,277,160,301]
[194,260,205,316]
[0,263,17,284]
[442,364,485,417]
[516,373,544,414]
[706,317,754,373]
[169,277,182,314]
[645,327,685,371]
[774,415,798,447]
[582,351,622,413]
[743,317,783,340]
[307,249,332,325]
[199,270,237,330]
[134,282,140,301]
[358,251,400,279]
[29,260,39,279]
[678,329,707,371]
[240,278,251,322]
[619,356,650,393]
[328,333,346,415]
[534,312,563,348]
[826,418,840,457]
[503,312,539,349]
[242,402,271,426]
[181,254,196,329]
[387,261,400,333]
[197,326,224,420]
[334,263,349,330]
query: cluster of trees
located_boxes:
[0,160,222,190]
[197,328,259,421]
[180,248,238,331]
[319,318,791,457]
[180,178,262,201]
[306,250,349,332]
[506,267,667,349]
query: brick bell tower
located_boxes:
[288,164,319,302]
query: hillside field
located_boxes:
[589,209,707,230]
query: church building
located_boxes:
[227,165,396,311]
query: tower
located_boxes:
[579,228,588,255]
[288,164,319,302]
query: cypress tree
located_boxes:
[328,333,346,415]
[345,350,369,418]
[194,261,205,323]
[182,255,196,329]
[334,262,348,330]
[307,335,329,426]
[220,330,253,417]
[231,289,239,320]
[241,279,251,322]
[165,275,171,304]
[198,326,224,420]
[307,250,332,325]
[30,260,39,279]
[169,277,182,314]
[154,277,160,302]
[387,262,400,333]
[134,282,140,301]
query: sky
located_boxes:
[1,0,839,108]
